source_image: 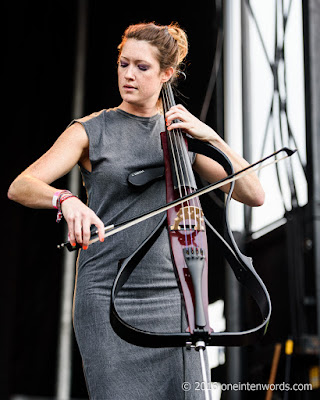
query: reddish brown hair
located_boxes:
[118,22,188,84]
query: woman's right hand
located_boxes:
[61,197,105,249]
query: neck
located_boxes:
[118,101,160,117]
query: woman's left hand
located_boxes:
[165,104,265,207]
[165,104,218,143]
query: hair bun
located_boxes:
[167,23,188,64]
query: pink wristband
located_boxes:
[60,195,78,206]
[55,190,78,223]
[52,191,62,209]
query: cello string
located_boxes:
[166,85,202,223]
[163,84,193,244]
[163,87,191,247]
[162,89,184,199]
[163,84,189,198]
[166,84,204,249]
[166,83,191,193]
[165,84,205,251]
[165,85,198,247]
[162,84,189,236]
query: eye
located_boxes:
[138,64,149,71]
[119,61,128,68]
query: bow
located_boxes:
[58,146,295,251]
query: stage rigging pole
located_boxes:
[303,0,320,363]
[224,1,243,398]
[241,0,252,235]
[55,0,88,398]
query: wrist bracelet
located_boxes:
[52,191,62,209]
[54,190,78,223]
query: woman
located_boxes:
[8,22,264,400]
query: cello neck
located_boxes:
[161,82,197,191]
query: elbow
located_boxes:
[8,180,18,202]
[250,189,265,207]
[238,185,265,207]
[8,176,24,203]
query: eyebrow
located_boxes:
[120,56,151,65]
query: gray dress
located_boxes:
[72,108,207,400]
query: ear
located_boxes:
[161,67,174,83]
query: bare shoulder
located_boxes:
[74,109,106,124]
[59,109,104,144]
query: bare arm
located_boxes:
[8,123,87,207]
[165,104,265,207]
[8,123,105,247]
[192,142,265,207]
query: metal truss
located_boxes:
[243,0,308,234]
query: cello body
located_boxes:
[160,82,211,334]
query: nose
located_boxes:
[124,65,135,80]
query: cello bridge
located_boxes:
[170,206,204,231]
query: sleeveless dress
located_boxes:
[72,108,207,400]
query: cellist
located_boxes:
[8,22,264,400]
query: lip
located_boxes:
[123,85,137,90]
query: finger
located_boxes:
[167,105,188,120]
[168,104,186,113]
[165,107,180,120]
[168,111,188,126]
[74,214,83,245]
[67,215,76,247]
[176,104,187,111]
[167,121,188,131]
[166,115,183,129]
[93,217,105,243]
[81,218,91,249]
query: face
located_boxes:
[118,39,172,114]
